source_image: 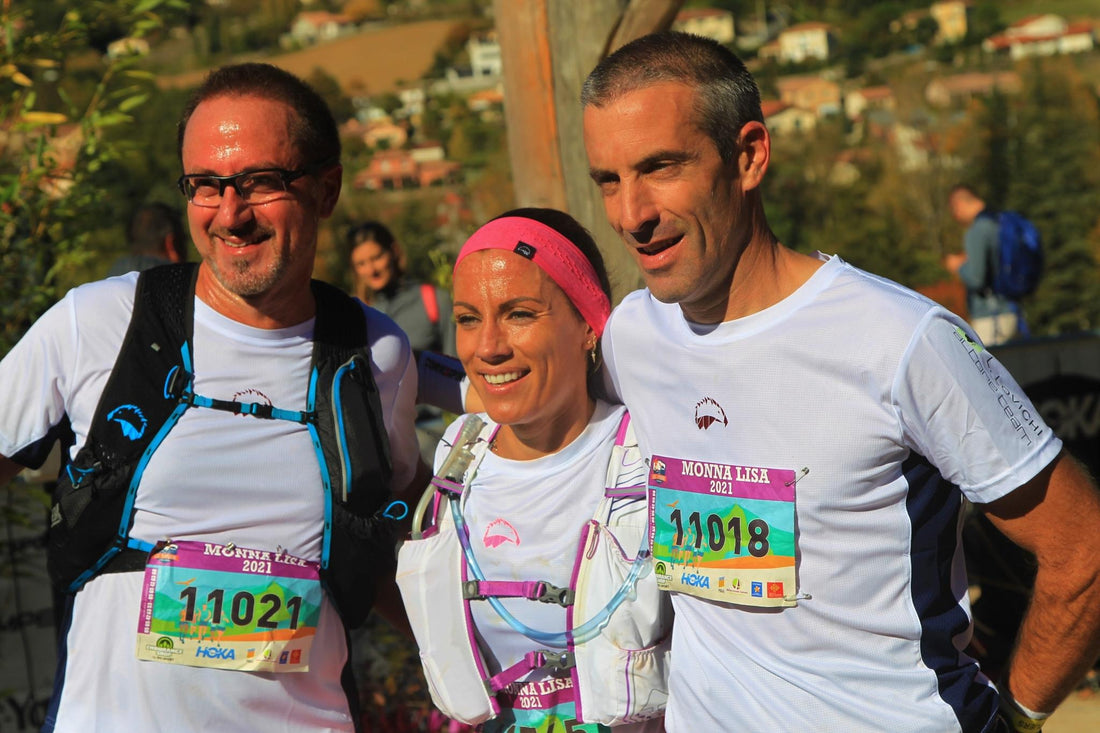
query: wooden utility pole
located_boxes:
[493,0,684,302]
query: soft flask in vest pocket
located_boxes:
[396,515,497,723]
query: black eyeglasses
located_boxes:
[177,157,338,207]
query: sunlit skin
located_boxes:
[351,240,397,293]
[180,94,342,328]
[584,81,822,324]
[453,250,596,460]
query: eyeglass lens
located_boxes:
[183,170,292,206]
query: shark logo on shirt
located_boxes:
[694,397,728,430]
[483,518,520,548]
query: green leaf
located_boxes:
[118,94,148,112]
[133,0,166,13]
[93,112,133,127]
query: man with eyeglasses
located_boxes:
[0,63,425,732]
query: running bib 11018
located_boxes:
[648,456,798,607]
[136,540,323,672]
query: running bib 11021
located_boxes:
[136,540,323,672]
[648,456,798,607]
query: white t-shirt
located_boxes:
[601,255,1062,733]
[433,401,660,733]
[0,273,421,732]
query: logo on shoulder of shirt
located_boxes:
[694,397,728,430]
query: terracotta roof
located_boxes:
[761,100,789,117]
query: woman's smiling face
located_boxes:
[453,249,594,453]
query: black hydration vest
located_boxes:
[47,263,396,629]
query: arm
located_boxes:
[0,454,24,485]
[981,451,1100,712]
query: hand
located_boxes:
[944,252,967,274]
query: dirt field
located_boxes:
[159,19,463,95]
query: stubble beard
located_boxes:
[210,252,286,299]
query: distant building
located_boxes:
[354,149,461,191]
[362,120,408,150]
[762,100,816,136]
[845,85,896,121]
[777,22,835,63]
[983,14,1095,59]
[930,1,969,44]
[467,87,503,111]
[289,11,355,46]
[776,75,841,117]
[467,31,503,78]
[673,8,736,45]
[356,150,418,191]
[397,85,427,117]
[409,141,445,164]
[924,71,1022,107]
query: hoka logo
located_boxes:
[196,646,235,660]
[681,573,710,588]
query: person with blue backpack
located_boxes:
[947,184,1043,345]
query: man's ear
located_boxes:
[163,234,183,263]
[738,121,770,193]
[318,163,343,217]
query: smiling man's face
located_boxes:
[181,93,338,319]
[584,81,752,322]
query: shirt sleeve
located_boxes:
[597,307,624,404]
[434,286,457,357]
[0,276,137,468]
[363,303,421,494]
[892,310,1062,504]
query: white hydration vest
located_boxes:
[395,411,671,726]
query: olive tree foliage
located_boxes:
[0,0,186,356]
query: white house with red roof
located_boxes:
[982,14,1095,59]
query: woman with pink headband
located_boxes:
[397,208,670,732]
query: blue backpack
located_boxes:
[987,211,1042,300]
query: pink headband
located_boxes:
[455,216,611,336]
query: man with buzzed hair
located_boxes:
[582,31,1100,733]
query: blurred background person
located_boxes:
[945,185,1021,345]
[347,220,455,357]
[107,201,187,276]
[347,220,456,461]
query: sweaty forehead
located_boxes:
[454,250,559,302]
[181,95,300,170]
